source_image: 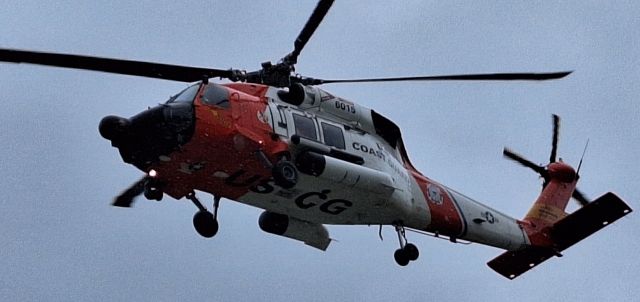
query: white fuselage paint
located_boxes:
[235,86,528,251]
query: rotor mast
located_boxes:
[243,0,335,87]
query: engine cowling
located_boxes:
[258,211,331,251]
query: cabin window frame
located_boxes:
[320,121,346,150]
[292,113,318,141]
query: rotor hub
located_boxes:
[547,162,576,183]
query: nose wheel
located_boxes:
[187,192,220,238]
[393,225,420,266]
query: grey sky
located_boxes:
[1,1,638,301]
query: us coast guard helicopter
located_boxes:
[0,0,631,279]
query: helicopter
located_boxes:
[0,0,632,279]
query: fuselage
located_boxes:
[104,82,532,251]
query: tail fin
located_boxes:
[521,179,575,229]
[487,192,632,279]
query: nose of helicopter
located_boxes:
[99,102,195,170]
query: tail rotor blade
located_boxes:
[572,188,590,207]
[503,148,546,176]
[550,114,560,163]
[112,177,147,208]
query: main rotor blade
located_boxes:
[302,71,572,85]
[572,188,589,207]
[503,148,547,176]
[550,114,560,163]
[284,0,334,65]
[0,48,233,82]
[112,177,147,208]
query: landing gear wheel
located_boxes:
[193,211,219,238]
[394,248,410,266]
[272,161,298,189]
[392,224,418,266]
[404,243,419,261]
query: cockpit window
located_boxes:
[201,84,230,109]
[168,84,199,104]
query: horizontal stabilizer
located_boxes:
[551,192,631,250]
[488,192,632,279]
[487,246,556,280]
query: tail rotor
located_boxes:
[503,114,590,207]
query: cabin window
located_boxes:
[321,122,345,149]
[293,114,317,140]
[201,84,230,109]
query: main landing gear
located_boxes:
[187,192,220,238]
[393,225,419,266]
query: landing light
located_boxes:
[149,169,158,177]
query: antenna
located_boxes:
[576,139,590,175]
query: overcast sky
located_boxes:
[1,1,638,301]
